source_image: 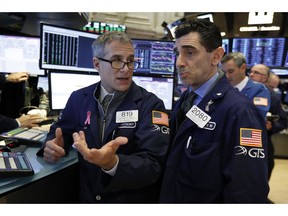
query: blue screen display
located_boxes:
[232,37,285,67]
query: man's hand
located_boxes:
[72,131,128,170]
[43,127,65,163]
[266,120,272,130]
[17,114,43,128]
[6,72,29,83]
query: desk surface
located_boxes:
[0,145,78,197]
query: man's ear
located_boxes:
[211,47,225,66]
[240,63,247,72]
[93,57,100,69]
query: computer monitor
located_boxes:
[284,51,288,67]
[0,34,45,76]
[37,76,49,92]
[270,68,288,77]
[132,39,176,76]
[232,37,286,67]
[49,71,101,111]
[222,38,230,54]
[132,76,174,110]
[40,23,99,73]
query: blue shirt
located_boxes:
[191,71,220,106]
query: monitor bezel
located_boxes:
[0,33,46,76]
[39,22,99,73]
[231,37,286,67]
[48,70,101,111]
[132,74,175,111]
[131,38,176,77]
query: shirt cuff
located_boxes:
[15,118,21,127]
[101,157,119,176]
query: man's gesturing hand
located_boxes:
[72,131,128,170]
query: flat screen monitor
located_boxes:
[132,39,176,76]
[40,23,99,73]
[222,38,230,54]
[49,71,101,110]
[132,76,174,110]
[0,34,45,76]
[270,68,288,77]
[37,76,49,92]
[284,51,288,67]
[232,37,285,67]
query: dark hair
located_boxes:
[174,19,222,53]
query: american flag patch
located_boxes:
[253,97,268,106]
[240,128,262,147]
[152,111,169,127]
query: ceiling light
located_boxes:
[197,13,214,23]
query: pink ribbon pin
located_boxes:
[85,111,91,125]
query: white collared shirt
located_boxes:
[234,76,249,92]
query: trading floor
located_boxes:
[268,159,288,204]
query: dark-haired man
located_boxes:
[160,19,269,203]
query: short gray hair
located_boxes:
[221,52,246,68]
[92,31,133,58]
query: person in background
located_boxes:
[266,72,280,90]
[39,31,170,203]
[249,64,287,181]
[0,72,29,89]
[221,52,270,119]
[0,72,41,133]
[159,19,269,203]
[266,72,282,100]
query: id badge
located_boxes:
[116,110,138,123]
[186,105,211,128]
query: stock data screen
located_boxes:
[40,23,99,73]
[232,37,285,67]
[132,39,175,76]
[284,51,288,67]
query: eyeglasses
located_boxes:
[249,70,267,77]
[96,57,139,70]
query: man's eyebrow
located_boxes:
[174,45,196,52]
[181,45,195,49]
[109,54,134,59]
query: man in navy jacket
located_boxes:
[221,52,270,119]
[249,64,287,180]
[40,31,170,203]
[160,19,269,203]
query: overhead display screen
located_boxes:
[232,37,285,67]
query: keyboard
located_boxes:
[0,152,34,177]
[1,127,48,146]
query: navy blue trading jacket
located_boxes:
[241,78,270,119]
[160,73,269,203]
[45,81,170,203]
[0,75,19,133]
